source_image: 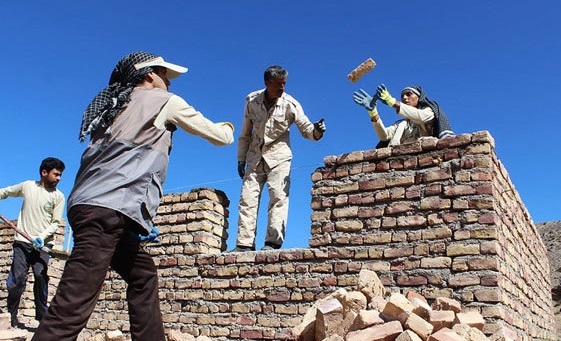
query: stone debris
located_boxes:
[73,328,212,341]
[0,313,30,341]
[0,314,10,331]
[0,329,28,341]
[166,330,212,341]
[84,330,129,341]
[293,270,518,341]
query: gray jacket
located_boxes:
[69,88,175,233]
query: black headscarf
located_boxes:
[402,86,454,139]
[79,52,159,142]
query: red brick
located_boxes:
[397,275,428,286]
[346,320,403,341]
[432,297,461,313]
[443,184,476,196]
[427,327,464,341]
[428,311,455,331]
[359,178,386,191]
[454,311,485,330]
[405,313,434,340]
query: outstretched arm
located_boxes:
[157,95,234,146]
[0,182,24,200]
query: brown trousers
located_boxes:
[32,205,165,341]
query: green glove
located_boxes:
[368,106,379,120]
[376,84,397,107]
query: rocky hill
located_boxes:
[536,220,561,337]
[537,220,561,289]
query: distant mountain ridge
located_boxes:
[536,220,561,289]
[536,220,561,337]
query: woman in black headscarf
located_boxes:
[353,84,454,148]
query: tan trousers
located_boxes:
[236,160,291,248]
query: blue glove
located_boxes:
[353,89,378,111]
[376,84,397,107]
[32,237,44,250]
[139,226,159,242]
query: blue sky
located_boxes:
[0,1,559,250]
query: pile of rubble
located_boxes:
[0,313,28,341]
[293,269,517,341]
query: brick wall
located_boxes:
[308,131,554,340]
[0,131,555,340]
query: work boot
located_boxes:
[261,242,281,251]
[227,245,255,253]
[11,317,24,329]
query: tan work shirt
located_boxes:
[237,89,317,170]
[0,181,66,244]
[155,94,234,146]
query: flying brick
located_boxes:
[347,58,376,83]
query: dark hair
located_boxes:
[40,157,65,174]
[264,65,288,82]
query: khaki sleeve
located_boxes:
[237,98,253,162]
[158,95,234,146]
[291,101,316,141]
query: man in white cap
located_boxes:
[32,52,234,340]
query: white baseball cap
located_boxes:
[134,56,188,79]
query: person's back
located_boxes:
[33,51,234,341]
[69,87,175,232]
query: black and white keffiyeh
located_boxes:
[79,52,159,142]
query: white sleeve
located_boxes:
[0,182,24,200]
[155,95,234,146]
[371,116,399,142]
[398,105,434,125]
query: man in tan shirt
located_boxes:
[231,65,326,252]
[0,157,65,328]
